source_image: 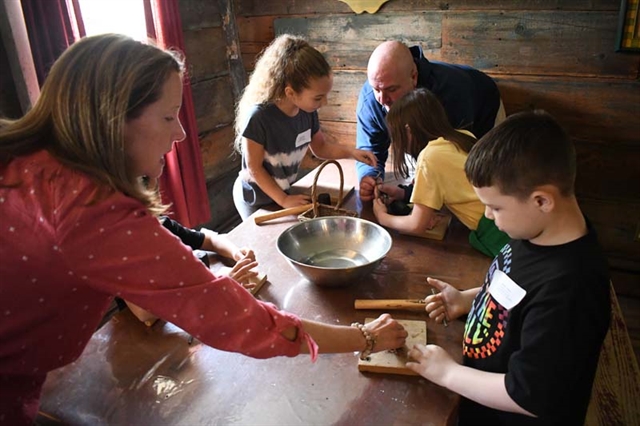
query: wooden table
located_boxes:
[38,172,492,425]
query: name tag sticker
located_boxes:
[295,129,312,147]
[489,270,526,310]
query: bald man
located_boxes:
[357,41,503,201]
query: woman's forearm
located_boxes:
[295,319,365,353]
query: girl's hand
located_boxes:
[376,183,404,203]
[233,248,255,263]
[424,277,467,323]
[406,344,457,385]
[372,197,388,219]
[352,149,377,168]
[224,257,259,289]
[280,194,311,208]
[363,313,408,353]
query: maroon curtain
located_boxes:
[145,0,210,228]
[21,0,84,86]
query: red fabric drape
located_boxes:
[145,0,210,228]
[21,0,84,86]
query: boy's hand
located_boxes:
[406,344,457,385]
[424,277,466,323]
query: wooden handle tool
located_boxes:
[254,204,313,225]
[354,299,426,311]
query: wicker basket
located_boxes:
[298,160,358,221]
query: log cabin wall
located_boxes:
[232,0,640,294]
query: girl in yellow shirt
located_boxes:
[372,88,508,257]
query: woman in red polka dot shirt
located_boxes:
[0,34,408,425]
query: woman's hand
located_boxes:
[364,313,408,353]
[406,344,458,385]
[424,277,467,323]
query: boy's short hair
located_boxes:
[465,110,576,199]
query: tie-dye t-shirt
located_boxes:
[460,224,610,425]
[241,103,320,191]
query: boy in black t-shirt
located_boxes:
[407,110,611,425]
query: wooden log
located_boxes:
[191,76,235,134]
[319,121,357,147]
[574,140,640,200]
[183,27,228,83]
[235,0,618,16]
[442,12,637,78]
[494,76,640,144]
[178,0,221,30]
[218,0,247,101]
[320,72,640,147]
[199,125,240,180]
[322,71,364,122]
[237,16,275,70]
[580,199,640,267]
[274,13,442,70]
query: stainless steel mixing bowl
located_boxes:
[276,216,392,287]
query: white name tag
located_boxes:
[295,129,311,147]
[489,270,526,310]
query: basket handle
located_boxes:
[311,159,345,217]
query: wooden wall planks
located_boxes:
[235,0,620,16]
[178,0,241,230]
[183,27,228,82]
[441,12,637,78]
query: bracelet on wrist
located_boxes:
[351,322,376,360]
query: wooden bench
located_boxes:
[585,282,640,425]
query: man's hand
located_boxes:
[359,175,377,201]
[352,149,377,168]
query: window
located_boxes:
[78,0,146,41]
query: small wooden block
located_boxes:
[358,318,427,376]
[399,214,451,241]
[247,272,267,296]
